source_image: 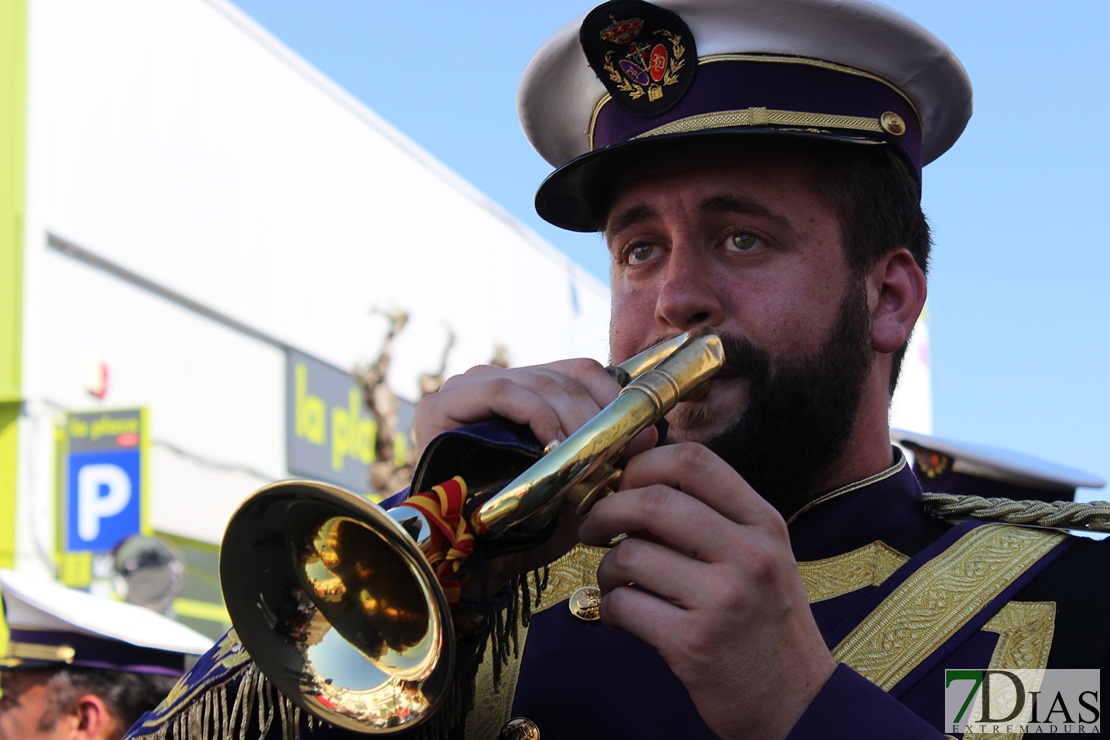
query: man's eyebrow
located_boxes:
[605,203,656,237]
[606,194,792,238]
[701,194,790,228]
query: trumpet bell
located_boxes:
[220,479,454,734]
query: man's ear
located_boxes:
[867,247,927,354]
[73,692,119,740]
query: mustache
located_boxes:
[629,332,771,384]
[715,334,771,384]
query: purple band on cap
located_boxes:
[592,56,923,176]
[8,628,188,677]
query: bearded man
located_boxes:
[406,2,1107,737]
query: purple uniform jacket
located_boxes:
[125,426,1109,739]
[463,454,1105,739]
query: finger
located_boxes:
[415,378,565,452]
[503,359,620,438]
[579,482,735,562]
[579,459,787,565]
[414,359,621,453]
[595,535,711,610]
[596,580,685,638]
[620,443,781,528]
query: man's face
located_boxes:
[0,669,72,739]
[605,147,875,512]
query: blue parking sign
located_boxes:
[66,448,142,552]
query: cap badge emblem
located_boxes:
[580,0,697,117]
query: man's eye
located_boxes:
[626,243,656,264]
[728,232,764,252]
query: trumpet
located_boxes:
[219,330,724,734]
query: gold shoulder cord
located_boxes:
[921,492,1110,532]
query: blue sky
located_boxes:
[227,0,1109,499]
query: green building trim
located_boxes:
[1,0,28,573]
[0,0,27,663]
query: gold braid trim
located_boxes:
[798,541,908,604]
[922,492,1110,532]
[983,602,1056,674]
[636,106,884,139]
[834,525,1065,691]
[962,602,1057,740]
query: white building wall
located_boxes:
[18,0,610,557]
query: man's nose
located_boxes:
[654,248,724,331]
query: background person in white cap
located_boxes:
[0,570,211,740]
[125,1,1109,738]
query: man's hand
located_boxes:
[414,358,624,457]
[578,442,837,739]
[411,358,659,598]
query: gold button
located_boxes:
[499,716,540,740]
[880,111,906,136]
[568,586,601,621]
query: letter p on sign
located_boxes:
[66,450,142,552]
[77,464,131,540]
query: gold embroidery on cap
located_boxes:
[599,27,688,104]
[635,107,886,139]
[8,641,77,664]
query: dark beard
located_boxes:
[684,281,874,518]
